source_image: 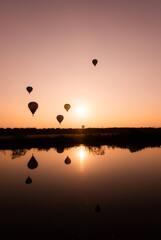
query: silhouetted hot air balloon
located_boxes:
[64,104,71,112]
[26,86,33,94]
[92,59,98,66]
[28,102,38,116]
[27,155,38,169]
[25,176,32,184]
[56,115,64,124]
[64,156,71,165]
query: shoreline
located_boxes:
[0,128,161,151]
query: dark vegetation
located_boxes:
[0,128,161,152]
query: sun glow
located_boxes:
[75,105,87,118]
[78,147,87,161]
[77,146,88,172]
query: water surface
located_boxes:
[0,145,161,238]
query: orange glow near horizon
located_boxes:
[0,1,161,128]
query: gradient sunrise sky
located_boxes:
[0,0,161,128]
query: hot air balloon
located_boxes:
[56,115,64,124]
[64,104,71,112]
[92,59,98,66]
[64,156,71,165]
[28,102,38,116]
[26,176,32,184]
[26,86,33,94]
[27,155,38,169]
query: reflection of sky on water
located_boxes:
[1,146,161,231]
[1,146,161,190]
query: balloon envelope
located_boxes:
[56,115,64,124]
[27,155,38,169]
[92,59,98,66]
[64,104,71,112]
[28,102,38,116]
[64,156,71,165]
[26,176,32,184]
[26,86,33,94]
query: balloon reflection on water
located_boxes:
[25,176,32,184]
[21,145,105,184]
[27,155,38,170]
[64,156,71,165]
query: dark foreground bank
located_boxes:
[0,128,161,151]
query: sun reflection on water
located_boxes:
[77,146,88,172]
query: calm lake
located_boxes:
[0,145,161,238]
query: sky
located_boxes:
[0,0,161,128]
